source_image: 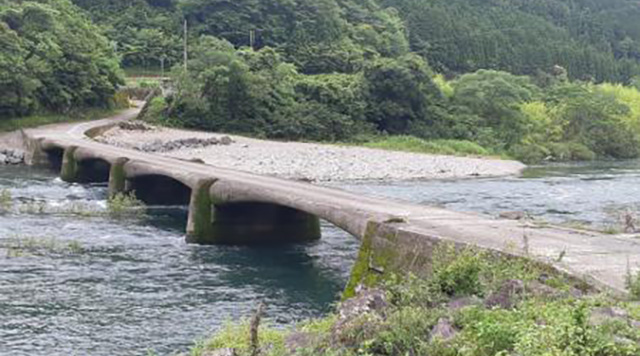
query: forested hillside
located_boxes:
[73,0,640,82]
[4,0,640,163]
[386,0,640,82]
[0,0,123,118]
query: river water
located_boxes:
[2,160,640,355]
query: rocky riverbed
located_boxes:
[96,122,526,182]
[0,131,26,165]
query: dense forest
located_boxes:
[0,0,123,117]
[3,0,640,162]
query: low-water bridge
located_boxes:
[22,107,640,297]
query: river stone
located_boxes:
[0,153,6,164]
[485,279,525,309]
[430,318,457,342]
[499,211,526,220]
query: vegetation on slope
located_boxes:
[0,0,124,119]
[184,246,640,356]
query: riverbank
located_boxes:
[187,246,640,356]
[95,123,526,182]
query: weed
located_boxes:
[0,189,12,211]
[3,235,84,257]
[107,192,145,218]
[626,266,640,300]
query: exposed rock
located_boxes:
[446,296,482,311]
[485,279,525,309]
[331,287,388,344]
[430,318,457,342]
[285,332,317,353]
[526,280,562,298]
[499,211,526,220]
[118,121,154,131]
[135,136,226,153]
[219,136,234,145]
[202,349,236,356]
[589,307,629,326]
[0,148,25,165]
[337,287,388,322]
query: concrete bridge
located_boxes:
[21,107,640,297]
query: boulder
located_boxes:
[331,287,388,344]
[499,211,526,220]
[485,279,525,309]
[589,307,629,326]
[219,136,233,145]
[526,280,562,299]
[430,318,457,342]
[337,288,388,321]
[285,331,317,353]
[0,153,6,164]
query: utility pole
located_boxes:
[249,29,255,50]
[183,19,188,72]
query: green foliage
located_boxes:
[107,192,145,218]
[0,107,123,133]
[190,320,287,356]
[0,189,12,211]
[362,136,492,157]
[382,0,640,83]
[3,235,84,257]
[0,0,123,118]
[194,246,640,356]
[627,270,640,300]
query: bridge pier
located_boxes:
[60,146,79,182]
[108,158,129,197]
[189,200,321,245]
[186,179,216,242]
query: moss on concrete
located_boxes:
[108,158,129,197]
[343,221,400,299]
[60,146,79,182]
[186,179,215,242]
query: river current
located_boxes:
[2,160,640,355]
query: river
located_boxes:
[2,160,640,355]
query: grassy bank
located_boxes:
[353,135,504,159]
[0,107,125,133]
[183,245,640,356]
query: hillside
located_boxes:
[73,0,640,82]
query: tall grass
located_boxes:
[361,135,497,157]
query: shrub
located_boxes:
[107,192,145,218]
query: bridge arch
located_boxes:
[38,141,65,173]
[125,174,191,205]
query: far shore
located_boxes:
[94,123,527,182]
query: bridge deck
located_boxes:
[24,108,640,296]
